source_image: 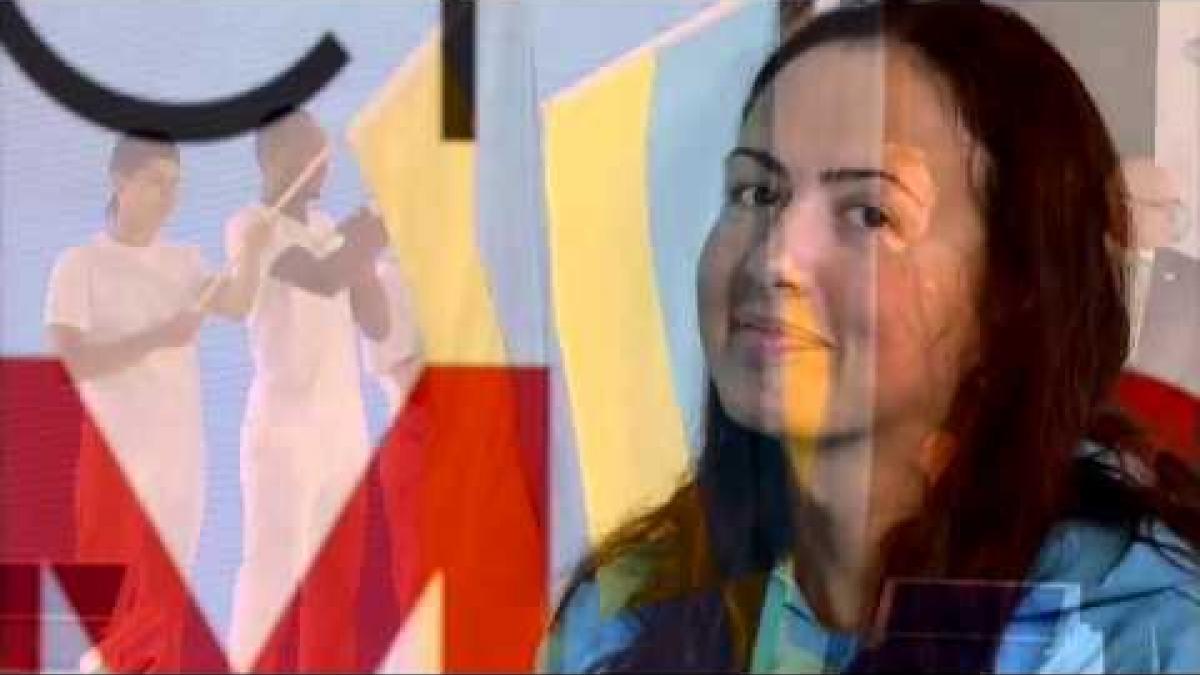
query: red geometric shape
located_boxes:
[254,366,549,671]
[0,358,82,559]
[0,358,549,672]
[387,367,547,672]
[0,563,40,671]
[1117,370,1200,463]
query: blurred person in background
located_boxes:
[224,109,391,670]
[45,135,269,672]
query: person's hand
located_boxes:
[153,309,205,349]
[241,209,275,255]
[341,207,388,254]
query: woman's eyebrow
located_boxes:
[820,167,900,187]
[820,167,932,206]
[726,147,788,178]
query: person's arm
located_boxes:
[48,311,203,380]
[44,246,201,381]
[348,267,391,340]
[361,257,424,409]
[269,207,388,297]
[204,217,273,319]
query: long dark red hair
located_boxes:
[552,1,1200,670]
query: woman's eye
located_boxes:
[843,204,891,230]
[728,182,782,209]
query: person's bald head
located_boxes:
[1122,157,1187,249]
[255,109,329,207]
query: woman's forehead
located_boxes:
[741,42,973,186]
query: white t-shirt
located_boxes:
[43,232,208,562]
[225,204,368,458]
[362,253,423,412]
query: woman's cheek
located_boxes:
[873,251,978,425]
[859,257,926,419]
[698,217,752,343]
[819,245,877,347]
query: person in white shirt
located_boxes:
[45,135,269,672]
[363,253,424,416]
[1120,158,1190,358]
[225,110,390,671]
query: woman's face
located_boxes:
[698,42,986,450]
[112,157,180,244]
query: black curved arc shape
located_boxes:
[0,0,348,141]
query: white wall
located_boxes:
[1157,0,1200,259]
[1006,0,1160,158]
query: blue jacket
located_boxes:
[543,520,1200,673]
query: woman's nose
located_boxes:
[745,193,835,292]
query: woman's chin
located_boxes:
[717,376,831,438]
[721,397,824,439]
[720,390,869,452]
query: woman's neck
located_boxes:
[790,423,947,631]
[106,218,155,247]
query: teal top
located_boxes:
[543,520,1200,673]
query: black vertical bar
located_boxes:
[442,0,476,141]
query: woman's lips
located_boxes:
[731,313,835,358]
